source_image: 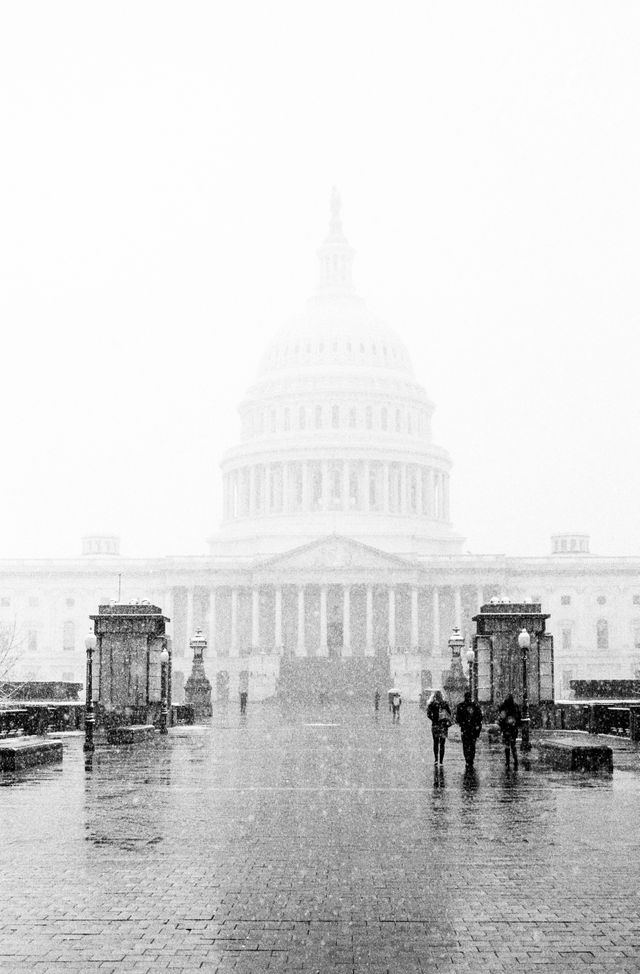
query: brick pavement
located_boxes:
[1,705,640,972]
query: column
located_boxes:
[282,463,290,513]
[365,586,374,656]
[297,586,305,656]
[274,587,283,651]
[249,466,256,516]
[416,467,423,517]
[388,587,396,651]
[342,461,350,511]
[320,585,328,655]
[400,464,407,514]
[444,474,450,520]
[265,464,272,515]
[432,587,440,656]
[208,589,217,657]
[301,462,310,511]
[185,587,194,656]
[342,586,351,657]
[411,586,419,649]
[454,587,462,630]
[429,468,436,517]
[363,460,370,512]
[252,588,260,649]
[230,587,238,654]
[476,586,484,613]
[321,460,329,511]
[383,462,390,512]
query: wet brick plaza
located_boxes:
[2,704,640,973]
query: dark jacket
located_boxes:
[497,698,521,740]
[426,699,452,734]
[456,699,483,739]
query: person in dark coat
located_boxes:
[239,690,248,715]
[374,689,380,712]
[455,691,483,769]
[391,691,402,721]
[497,693,521,767]
[426,690,452,764]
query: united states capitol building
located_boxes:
[4,195,640,702]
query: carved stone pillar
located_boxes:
[411,586,419,649]
[230,588,238,655]
[342,586,351,657]
[274,587,283,651]
[388,588,396,651]
[365,585,374,656]
[251,588,260,650]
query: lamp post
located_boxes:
[518,627,531,751]
[465,647,475,700]
[160,645,169,735]
[84,632,97,753]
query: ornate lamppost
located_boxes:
[160,645,169,734]
[444,626,467,710]
[465,647,475,700]
[518,627,531,751]
[84,632,97,753]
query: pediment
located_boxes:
[256,536,416,573]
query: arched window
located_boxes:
[596,619,609,650]
[63,621,75,652]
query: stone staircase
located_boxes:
[277,656,390,707]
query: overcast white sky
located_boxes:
[0,1,638,559]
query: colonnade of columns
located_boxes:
[222,460,450,521]
[165,582,490,666]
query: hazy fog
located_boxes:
[0,2,638,559]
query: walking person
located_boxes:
[455,691,483,769]
[426,690,452,764]
[497,693,521,767]
[391,690,402,721]
[239,689,248,715]
[374,689,380,713]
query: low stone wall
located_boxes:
[106,724,156,745]
[537,739,613,774]
[0,737,63,771]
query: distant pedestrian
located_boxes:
[239,690,248,715]
[391,691,402,721]
[374,689,380,712]
[426,690,452,764]
[456,691,483,769]
[497,693,521,767]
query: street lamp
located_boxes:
[518,627,531,751]
[84,632,97,753]
[465,647,475,699]
[160,645,169,735]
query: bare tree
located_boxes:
[0,619,25,700]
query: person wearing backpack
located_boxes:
[426,690,452,764]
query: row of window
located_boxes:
[560,619,640,651]
[24,621,76,653]
[1,597,75,609]
[265,338,409,369]
[559,594,640,607]
[242,403,429,438]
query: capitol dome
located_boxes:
[211,191,464,558]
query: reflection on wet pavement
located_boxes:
[0,704,638,972]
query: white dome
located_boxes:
[211,192,464,559]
